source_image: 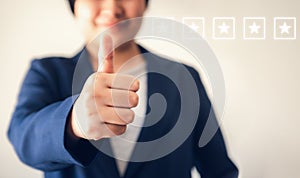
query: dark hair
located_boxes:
[68,0,149,14]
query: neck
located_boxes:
[87,40,141,72]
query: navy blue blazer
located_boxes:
[8,46,238,178]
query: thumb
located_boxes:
[98,34,114,73]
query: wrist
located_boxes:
[70,108,83,140]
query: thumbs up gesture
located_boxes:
[70,35,140,140]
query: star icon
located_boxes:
[189,22,200,32]
[279,22,291,34]
[213,17,235,39]
[182,17,205,38]
[249,22,261,34]
[218,22,230,34]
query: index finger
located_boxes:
[107,73,140,92]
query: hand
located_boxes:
[70,35,140,140]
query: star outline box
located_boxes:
[213,17,236,40]
[274,17,296,40]
[182,17,205,38]
[243,17,266,40]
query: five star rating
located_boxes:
[181,17,296,40]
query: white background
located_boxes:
[0,0,299,177]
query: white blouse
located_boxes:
[110,60,147,176]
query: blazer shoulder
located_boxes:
[29,53,82,75]
[32,54,78,67]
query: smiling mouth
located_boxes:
[103,21,119,28]
[104,20,131,30]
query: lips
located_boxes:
[103,21,120,27]
[95,18,120,28]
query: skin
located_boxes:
[70,0,147,140]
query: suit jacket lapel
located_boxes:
[92,139,121,178]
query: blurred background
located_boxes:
[0,0,299,177]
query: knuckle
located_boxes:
[95,73,108,87]
[96,72,105,80]
[95,89,109,106]
[125,110,135,123]
[132,79,140,91]
[100,115,109,123]
[130,92,139,107]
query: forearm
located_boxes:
[8,97,76,171]
[7,96,98,171]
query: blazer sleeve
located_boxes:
[189,68,239,178]
[7,59,98,172]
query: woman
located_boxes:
[8,0,238,177]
